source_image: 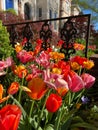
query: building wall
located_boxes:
[36,0,59,20]
[60,0,72,17]
[36,0,47,20]
[0,0,2,10]
[71,4,81,15]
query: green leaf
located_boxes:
[71,122,97,130]
[44,124,54,130]
[61,116,72,130]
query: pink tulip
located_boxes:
[5,57,13,67]
[43,69,68,90]
[17,50,33,63]
[36,51,50,68]
[28,64,42,78]
[0,57,13,71]
[0,61,5,71]
[81,73,95,89]
[67,71,84,92]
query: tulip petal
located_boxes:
[27,77,48,100]
[81,73,95,89]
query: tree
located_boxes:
[73,0,98,30]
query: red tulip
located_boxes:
[46,93,62,113]
[0,104,22,130]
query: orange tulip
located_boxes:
[27,77,48,100]
[83,60,94,70]
[7,82,19,95]
[70,62,80,70]
[74,43,85,50]
[52,68,62,75]
[14,65,27,78]
[0,84,3,99]
[15,44,22,53]
[0,96,10,104]
[0,84,10,104]
[56,87,69,96]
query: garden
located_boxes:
[0,11,98,130]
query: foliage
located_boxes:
[5,8,17,15]
[73,0,98,29]
[0,20,13,60]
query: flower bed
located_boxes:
[0,22,97,130]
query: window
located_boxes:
[49,9,52,24]
[54,12,57,30]
[49,9,52,19]
[6,0,13,9]
[24,3,31,20]
[39,8,42,17]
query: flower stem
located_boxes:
[18,76,24,103]
[10,94,27,118]
[29,100,35,119]
[37,89,51,129]
[18,87,22,103]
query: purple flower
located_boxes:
[81,96,90,104]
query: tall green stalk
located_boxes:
[18,76,24,103]
[29,100,35,119]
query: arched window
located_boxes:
[6,0,13,9]
[24,3,31,20]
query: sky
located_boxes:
[82,9,98,31]
[79,0,98,31]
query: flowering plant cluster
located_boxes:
[0,36,96,130]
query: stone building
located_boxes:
[71,2,81,15]
[60,0,72,17]
[0,0,74,20]
[0,0,81,31]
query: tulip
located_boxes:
[81,73,95,89]
[0,84,10,104]
[0,104,22,130]
[70,56,87,67]
[0,57,13,71]
[0,84,3,99]
[7,82,19,95]
[17,50,33,64]
[55,78,69,96]
[15,43,22,53]
[46,93,62,112]
[36,51,50,68]
[13,65,27,78]
[43,69,68,93]
[67,71,84,92]
[27,77,48,100]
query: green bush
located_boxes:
[0,20,13,60]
